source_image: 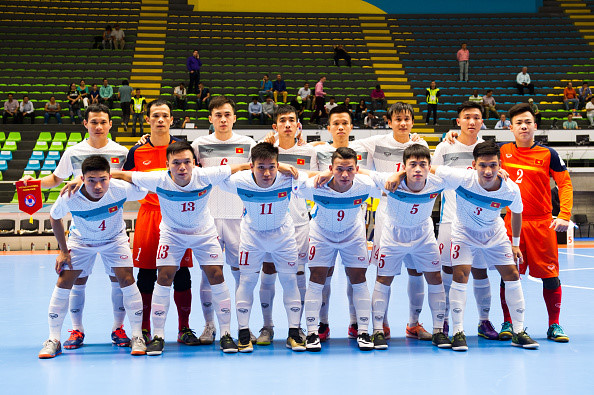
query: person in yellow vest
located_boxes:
[131,88,147,137]
[425,81,440,125]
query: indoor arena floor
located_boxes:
[1,245,593,394]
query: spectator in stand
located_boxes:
[457,43,469,82]
[89,84,100,105]
[343,96,353,119]
[468,89,483,112]
[248,97,263,125]
[297,82,312,110]
[196,82,211,111]
[111,24,125,50]
[516,66,534,95]
[102,25,113,50]
[380,114,389,128]
[364,110,379,129]
[77,80,89,108]
[3,93,18,124]
[578,82,592,110]
[131,88,147,137]
[118,79,133,131]
[16,95,35,124]
[333,44,351,67]
[259,74,273,102]
[262,96,277,124]
[66,82,83,124]
[43,95,62,124]
[324,97,338,113]
[354,99,367,126]
[528,98,542,126]
[289,96,305,123]
[173,82,187,111]
[483,89,500,119]
[563,113,579,130]
[273,74,288,103]
[370,84,386,111]
[425,80,440,125]
[311,76,327,124]
[99,78,114,108]
[494,114,511,129]
[563,82,579,111]
[186,50,202,94]
[586,96,594,127]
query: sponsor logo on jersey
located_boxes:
[353,198,363,205]
[205,148,214,154]
[431,260,439,265]
[548,264,556,271]
[120,255,128,259]
[24,194,36,207]
[288,261,295,266]
[505,154,513,158]
[358,256,365,261]
[555,303,561,308]
[235,147,244,154]
[297,158,305,165]
[535,159,543,165]
[111,157,120,164]
[430,193,438,199]
[278,191,287,198]
[108,206,118,213]
[210,253,218,259]
[490,202,501,208]
[299,253,306,258]
[142,160,152,166]
[505,253,513,258]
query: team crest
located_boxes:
[296,158,305,165]
[353,198,362,205]
[235,147,244,154]
[278,191,287,198]
[111,157,120,164]
[108,206,118,213]
[490,202,501,208]
[24,194,36,207]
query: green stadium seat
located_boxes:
[49,141,64,151]
[37,132,52,142]
[22,170,36,179]
[0,132,6,143]
[33,141,49,151]
[11,192,18,204]
[46,191,60,204]
[6,132,21,142]
[50,183,66,192]
[66,141,77,148]
[68,132,82,143]
[2,141,17,151]
[53,132,67,142]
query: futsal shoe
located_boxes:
[372,332,388,350]
[478,320,499,340]
[220,334,239,353]
[306,333,322,352]
[198,323,216,345]
[499,321,513,341]
[347,323,358,339]
[547,324,569,343]
[318,322,330,342]
[237,329,253,353]
[356,333,374,351]
[256,327,274,346]
[111,326,131,347]
[286,328,306,351]
[130,336,147,355]
[406,323,432,340]
[451,331,468,352]
[146,336,165,356]
[178,327,200,345]
[512,331,539,349]
[63,329,85,349]
[38,339,62,359]
[432,332,452,349]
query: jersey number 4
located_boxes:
[98,220,106,231]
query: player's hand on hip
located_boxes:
[278,163,298,178]
[55,251,72,274]
[444,130,458,144]
[497,168,509,180]
[550,218,569,232]
[60,176,83,197]
[314,171,332,188]
[137,134,150,145]
[385,170,406,192]
[512,246,523,265]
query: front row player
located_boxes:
[39,156,148,358]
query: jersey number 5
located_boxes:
[410,204,419,215]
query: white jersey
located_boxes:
[297,175,380,234]
[192,133,256,219]
[53,139,128,179]
[435,166,523,232]
[314,141,371,171]
[50,179,147,244]
[432,138,483,223]
[131,166,232,234]
[221,170,308,231]
[356,133,428,173]
[370,172,448,228]
[278,143,318,226]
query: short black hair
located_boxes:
[331,147,357,164]
[387,102,414,119]
[166,141,196,161]
[274,104,298,123]
[81,155,110,175]
[473,140,500,160]
[457,101,483,115]
[209,95,236,115]
[85,103,111,121]
[328,105,352,123]
[251,142,278,163]
[121,80,129,85]
[147,98,172,116]
[403,144,431,165]
[508,103,535,122]
[486,89,493,94]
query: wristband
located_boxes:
[512,237,520,247]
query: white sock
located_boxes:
[346,278,356,325]
[427,283,446,333]
[473,277,491,321]
[211,282,232,336]
[200,270,214,324]
[69,284,86,332]
[48,286,70,341]
[259,271,277,328]
[372,281,390,333]
[351,282,371,333]
[304,281,324,334]
[111,281,126,332]
[278,272,301,329]
[235,272,258,330]
[450,281,467,335]
[442,270,453,324]
[407,275,424,325]
[297,272,306,307]
[121,283,143,338]
[231,269,241,292]
[504,280,525,333]
[320,275,331,324]
[151,284,171,339]
[383,289,391,326]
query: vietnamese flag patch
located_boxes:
[108,206,118,213]
[357,154,362,161]
[535,159,543,165]
[353,198,363,205]
[198,190,207,197]
[278,191,287,198]
[236,147,244,154]
[430,193,438,199]
[490,202,501,208]
[297,158,305,165]
[111,157,120,164]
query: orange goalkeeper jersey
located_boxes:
[500,142,573,221]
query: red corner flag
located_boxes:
[15,180,43,216]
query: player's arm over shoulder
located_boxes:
[113,178,148,202]
[357,173,383,198]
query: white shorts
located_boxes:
[239,222,298,274]
[450,223,515,269]
[263,223,309,272]
[308,223,369,269]
[67,237,133,277]
[156,225,224,268]
[215,218,241,268]
[437,222,487,269]
[378,218,441,276]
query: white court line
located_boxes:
[526,274,594,290]
[559,251,594,259]
[560,268,594,272]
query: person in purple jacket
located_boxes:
[187,50,203,94]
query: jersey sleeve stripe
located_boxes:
[237,187,292,202]
[70,198,126,221]
[155,185,212,201]
[388,189,443,203]
[312,193,369,209]
[198,144,251,158]
[455,186,512,210]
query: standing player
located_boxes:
[125,99,197,346]
[432,140,539,351]
[499,103,572,342]
[301,147,381,351]
[191,96,257,345]
[39,156,147,358]
[256,105,318,345]
[22,104,131,349]
[220,143,306,353]
[433,101,498,340]
[112,141,250,354]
